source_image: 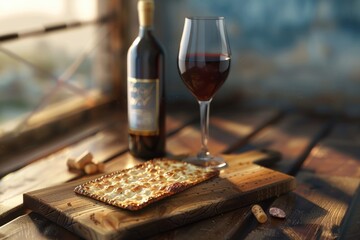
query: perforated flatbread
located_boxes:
[74,159,219,211]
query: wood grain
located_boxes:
[303,140,360,178]
[340,183,360,240]
[0,127,126,222]
[234,121,360,239]
[0,149,280,240]
[105,109,279,173]
[2,107,358,240]
[0,212,79,240]
[233,113,331,174]
[166,108,279,156]
[238,173,359,240]
[302,122,360,178]
[0,102,116,178]
[0,112,196,223]
[318,122,360,239]
[0,106,281,234]
[156,113,330,239]
[151,206,254,240]
[23,158,295,240]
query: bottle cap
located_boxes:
[138,0,154,27]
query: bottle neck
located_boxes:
[138,26,153,37]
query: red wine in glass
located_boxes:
[178,53,231,101]
[177,17,231,168]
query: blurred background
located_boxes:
[0,0,109,134]
[154,0,360,116]
[1,0,360,135]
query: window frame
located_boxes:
[0,0,132,176]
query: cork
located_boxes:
[67,158,77,169]
[251,204,268,223]
[138,0,154,27]
[84,163,98,175]
[97,162,105,173]
[67,151,93,170]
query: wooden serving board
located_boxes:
[23,157,295,240]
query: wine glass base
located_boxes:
[183,155,228,169]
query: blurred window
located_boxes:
[0,0,112,137]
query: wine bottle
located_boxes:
[127,0,165,159]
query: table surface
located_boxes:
[1,104,359,240]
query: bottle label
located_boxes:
[128,77,159,135]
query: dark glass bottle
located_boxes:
[127,0,165,159]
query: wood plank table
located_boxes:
[0,104,359,239]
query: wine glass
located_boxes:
[177,17,231,168]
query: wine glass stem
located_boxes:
[198,100,212,159]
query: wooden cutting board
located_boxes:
[23,156,295,240]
